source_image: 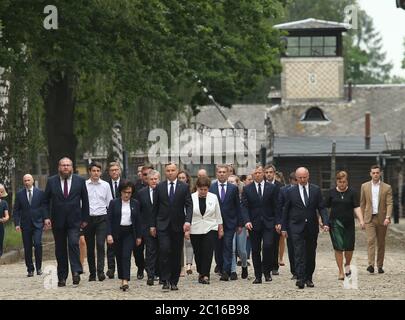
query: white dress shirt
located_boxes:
[60,175,72,195]
[167,179,178,196]
[255,181,264,197]
[372,181,380,215]
[299,184,310,206]
[26,188,34,203]
[120,201,132,226]
[86,178,113,216]
[190,192,223,234]
[149,187,154,204]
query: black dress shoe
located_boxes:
[137,269,144,280]
[305,280,314,288]
[241,267,248,279]
[378,267,384,274]
[27,271,34,277]
[37,270,43,276]
[98,272,106,281]
[367,265,375,274]
[214,265,220,274]
[159,279,164,285]
[106,269,115,279]
[162,282,170,290]
[58,280,66,287]
[170,284,178,291]
[272,270,279,275]
[296,280,305,289]
[72,273,80,285]
[89,274,96,282]
[265,274,272,282]
[147,278,154,286]
[220,272,229,281]
[252,278,262,284]
[230,272,238,280]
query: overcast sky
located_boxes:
[357,0,405,77]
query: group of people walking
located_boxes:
[0,158,393,292]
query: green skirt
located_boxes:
[329,219,355,251]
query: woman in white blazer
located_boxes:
[186,176,223,284]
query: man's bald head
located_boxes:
[23,174,34,189]
[295,167,309,186]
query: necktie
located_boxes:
[258,182,263,200]
[169,182,175,203]
[28,189,32,205]
[303,185,309,207]
[220,184,226,202]
[63,178,68,198]
[114,181,118,199]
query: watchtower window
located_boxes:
[286,36,337,57]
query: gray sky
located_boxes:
[358,0,405,78]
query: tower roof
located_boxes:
[274,18,350,31]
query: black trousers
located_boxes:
[287,233,295,276]
[158,229,184,285]
[21,225,43,272]
[291,226,318,282]
[84,215,107,275]
[107,243,116,272]
[113,226,135,281]
[0,224,4,256]
[249,226,275,279]
[132,241,145,272]
[190,230,217,277]
[144,232,159,279]
[53,226,82,280]
[214,237,223,272]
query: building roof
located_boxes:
[273,136,387,157]
[273,18,350,31]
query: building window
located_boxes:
[286,36,337,57]
[302,107,328,121]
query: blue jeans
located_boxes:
[231,227,248,272]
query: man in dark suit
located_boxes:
[241,165,281,284]
[209,164,243,281]
[136,169,160,285]
[132,165,153,280]
[105,161,121,279]
[264,164,283,276]
[150,162,193,291]
[281,167,329,289]
[13,174,46,277]
[44,157,89,287]
[278,172,298,280]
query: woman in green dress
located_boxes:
[325,171,365,280]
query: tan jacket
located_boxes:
[360,181,393,225]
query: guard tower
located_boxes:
[274,18,350,103]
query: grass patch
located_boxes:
[3,221,22,252]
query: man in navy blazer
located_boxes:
[241,165,281,284]
[209,164,242,281]
[150,162,193,291]
[281,167,329,289]
[13,174,46,277]
[44,157,90,287]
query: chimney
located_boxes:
[365,112,371,150]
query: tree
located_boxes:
[1,0,286,174]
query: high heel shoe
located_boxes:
[186,264,193,275]
[120,284,129,291]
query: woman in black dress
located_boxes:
[325,171,365,280]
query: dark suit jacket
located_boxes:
[106,198,142,240]
[152,180,193,232]
[209,182,242,231]
[136,186,154,236]
[241,181,281,230]
[134,180,147,198]
[13,187,46,229]
[281,184,329,235]
[44,174,90,229]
